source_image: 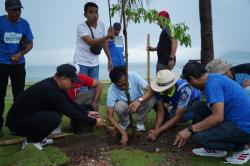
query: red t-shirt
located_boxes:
[67,73,94,100]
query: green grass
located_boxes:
[109,149,164,166]
[2,82,250,165]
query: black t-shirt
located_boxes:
[157,28,171,66]
[6,77,96,126]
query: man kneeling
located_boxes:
[5,64,104,150]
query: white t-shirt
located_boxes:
[73,21,106,66]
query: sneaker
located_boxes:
[40,137,53,147]
[51,125,62,134]
[22,139,43,151]
[226,148,250,164]
[192,148,227,157]
[136,123,145,132]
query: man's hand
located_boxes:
[95,118,105,128]
[120,132,128,147]
[88,111,101,118]
[11,52,22,64]
[127,101,141,113]
[92,102,99,112]
[147,129,161,141]
[107,27,114,39]
[146,46,156,52]
[173,128,192,148]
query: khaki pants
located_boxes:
[114,97,155,129]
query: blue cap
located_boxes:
[113,22,121,30]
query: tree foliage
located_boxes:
[111,4,192,47]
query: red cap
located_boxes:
[158,10,170,19]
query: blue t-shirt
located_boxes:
[235,73,250,86]
[0,15,33,64]
[106,72,148,107]
[108,36,125,67]
[205,74,250,133]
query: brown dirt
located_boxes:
[54,126,196,166]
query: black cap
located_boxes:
[5,0,23,10]
[113,22,121,30]
[56,64,81,83]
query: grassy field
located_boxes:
[0,83,249,166]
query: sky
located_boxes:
[1,0,250,66]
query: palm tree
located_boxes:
[199,0,214,66]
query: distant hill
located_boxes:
[220,51,250,65]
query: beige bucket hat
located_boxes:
[151,70,179,92]
[205,59,232,74]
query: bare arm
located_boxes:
[103,41,113,71]
[154,102,165,129]
[170,38,177,57]
[173,102,224,148]
[81,27,113,47]
[91,80,102,111]
[127,85,154,113]
[157,107,185,133]
[243,80,250,88]
[106,106,128,146]
[12,41,33,63]
[192,102,224,132]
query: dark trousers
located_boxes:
[71,90,95,134]
[8,111,61,142]
[0,63,26,129]
[192,101,250,151]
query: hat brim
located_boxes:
[71,75,81,83]
[150,73,179,92]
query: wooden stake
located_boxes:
[147,34,150,84]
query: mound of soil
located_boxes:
[55,126,196,166]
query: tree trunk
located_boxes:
[199,0,214,66]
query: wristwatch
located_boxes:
[187,125,194,134]
[137,97,143,103]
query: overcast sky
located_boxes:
[1,0,250,66]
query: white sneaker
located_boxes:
[51,125,62,134]
[136,123,145,132]
[22,139,43,151]
[40,137,53,147]
[192,148,227,157]
[226,148,250,164]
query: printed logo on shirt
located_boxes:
[114,36,124,47]
[4,32,22,44]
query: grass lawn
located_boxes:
[0,82,250,166]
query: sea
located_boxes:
[25,62,186,83]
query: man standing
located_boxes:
[106,67,155,146]
[0,0,33,136]
[6,64,105,150]
[174,61,250,165]
[147,10,177,72]
[73,2,113,80]
[108,22,125,68]
[147,70,201,141]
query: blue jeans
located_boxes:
[79,65,99,80]
[191,101,250,151]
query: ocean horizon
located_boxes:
[25,62,185,83]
